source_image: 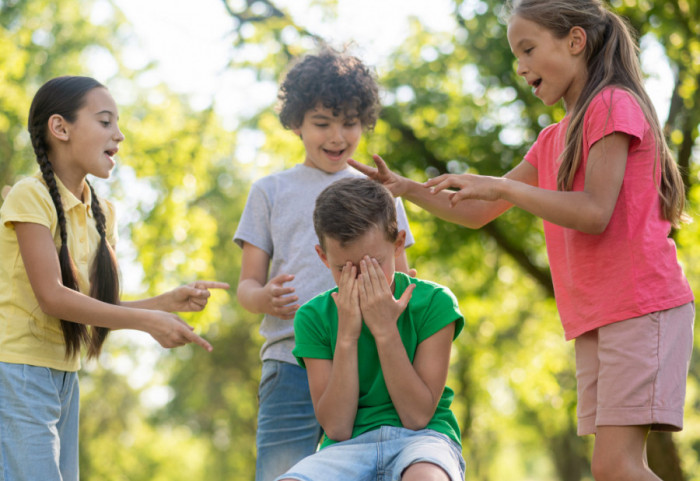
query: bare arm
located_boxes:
[349,155,533,229]
[376,322,455,430]
[358,256,451,429]
[236,242,299,319]
[424,133,630,234]
[304,263,362,441]
[15,222,213,351]
[123,281,229,312]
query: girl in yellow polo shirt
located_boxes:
[0,76,228,481]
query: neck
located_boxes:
[50,157,86,201]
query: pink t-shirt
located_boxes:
[525,87,693,340]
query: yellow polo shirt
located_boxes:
[0,172,117,371]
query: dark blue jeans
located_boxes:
[255,360,323,481]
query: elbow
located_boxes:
[36,292,63,319]
[322,425,353,442]
[400,412,433,431]
[579,213,611,235]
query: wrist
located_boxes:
[370,324,400,346]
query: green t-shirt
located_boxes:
[293,271,464,448]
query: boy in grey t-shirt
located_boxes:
[234,47,414,481]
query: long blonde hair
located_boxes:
[509,0,685,226]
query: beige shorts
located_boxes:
[575,302,695,436]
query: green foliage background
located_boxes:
[1,0,699,479]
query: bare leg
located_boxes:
[402,462,451,481]
[592,426,660,481]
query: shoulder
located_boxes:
[588,87,643,119]
[5,175,50,200]
[397,273,460,310]
[397,273,464,339]
[1,175,52,210]
[298,288,337,317]
[0,175,55,227]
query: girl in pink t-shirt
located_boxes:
[350,0,693,479]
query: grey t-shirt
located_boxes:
[234,165,415,364]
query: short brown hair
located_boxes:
[314,177,398,250]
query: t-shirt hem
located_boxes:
[563,294,694,340]
[0,354,80,372]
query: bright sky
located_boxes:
[111,0,458,129]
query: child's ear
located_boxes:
[315,244,330,268]
[568,26,587,55]
[393,230,407,257]
[48,114,70,142]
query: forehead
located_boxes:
[507,15,550,49]
[305,103,358,120]
[323,228,392,264]
[81,87,118,116]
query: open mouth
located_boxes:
[323,148,345,158]
[532,79,542,90]
[104,148,118,161]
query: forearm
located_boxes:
[403,178,511,229]
[121,292,172,311]
[236,279,267,314]
[498,178,611,234]
[39,283,155,332]
[314,340,360,441]
[375,329,439,430]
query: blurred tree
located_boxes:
[218,0,700,479]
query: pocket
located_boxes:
[257,360,282,404]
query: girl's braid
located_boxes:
[32,135,90,357]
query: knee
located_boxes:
[590,452,637,481]
[401,462,450,481]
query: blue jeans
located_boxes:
[256,360,323,481]
[0,362,80,481]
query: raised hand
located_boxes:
[166,281,230,312]
[331,262,362,342]
[357,256,414,340]
[347,155,409,197]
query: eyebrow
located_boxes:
[95,110,119,120]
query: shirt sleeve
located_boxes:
[233,180,273,255]
[585,88,646,148]
[0,178,55,230]
[292,296,335,367]
[416,285,464,342]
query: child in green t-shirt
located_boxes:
[277,177,465,481]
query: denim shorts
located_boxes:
[0,362,80,481]
[276,425,465,481]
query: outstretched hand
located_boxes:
[348,155,408,197]
[168,281,230,312]
[423,173,504,206]
[148,310,214,352]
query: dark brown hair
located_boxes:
[509,0,685,226]
[278,47,380,130]
[313,177,398,250]
[28,76,120,359]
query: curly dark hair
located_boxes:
[277,47,380,130]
